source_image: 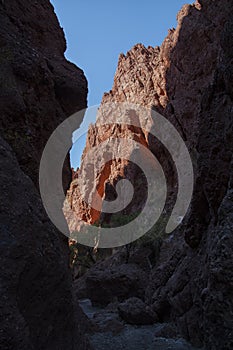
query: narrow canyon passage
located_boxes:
[78,298,199,350]
[0,1,232,349]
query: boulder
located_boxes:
[85,263,148,306]
[118,297,157,325]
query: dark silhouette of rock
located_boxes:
[0,137,90,349]
[0,0,87,188]
[118,297,157,325]
[85,263,148,306]
[0,0,90,349]
[153,323,179,339]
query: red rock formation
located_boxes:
[67,0,227,234]
[71,0,233,349]
[65,116,150,231]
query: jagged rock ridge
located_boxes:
[69,1,233,349]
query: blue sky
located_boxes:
[50,0,192,169]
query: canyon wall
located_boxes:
[70,0,233,349]
[0,1,90,349]
[0,0,87,188]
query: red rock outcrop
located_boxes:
[0,1,90,349]
[66,0,231,237]
[71,0,233,349]
[65,116,150,231]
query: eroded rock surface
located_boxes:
[71,1,233,349]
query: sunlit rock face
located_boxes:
[66,0,231,246]
[0,1,90,349]
[68,0,233,348]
